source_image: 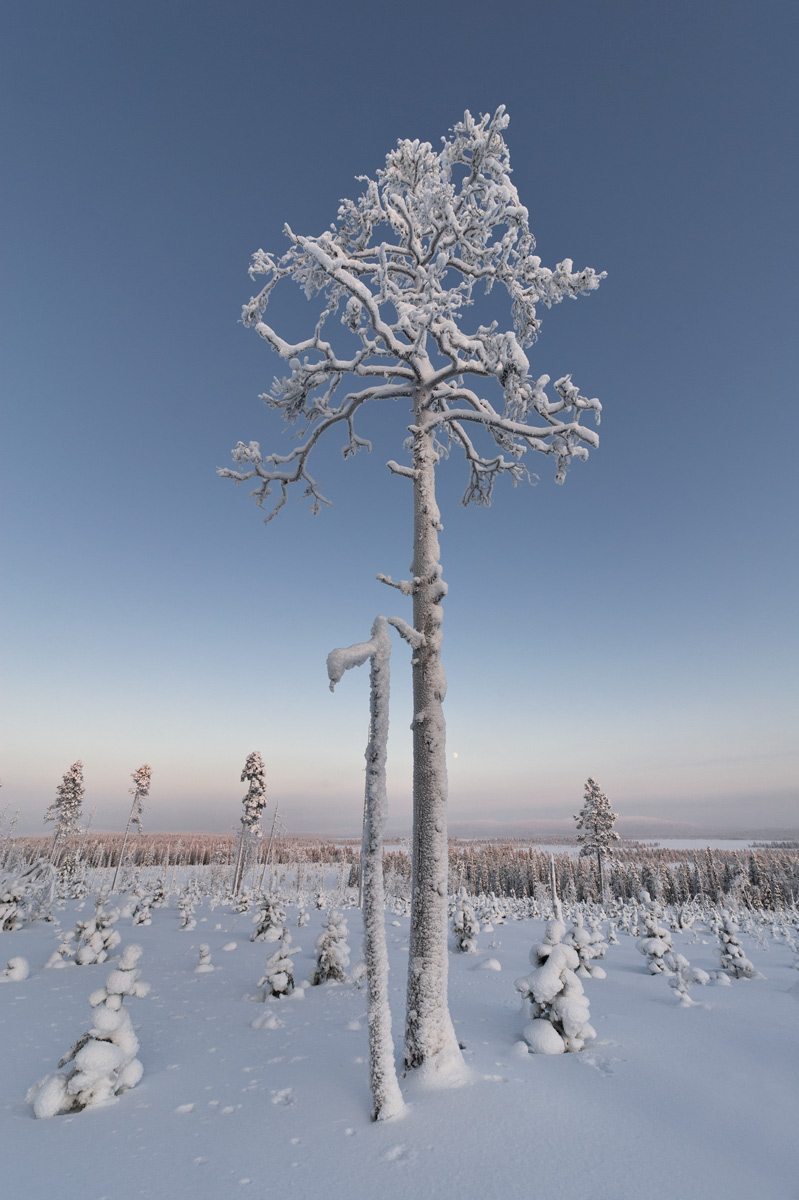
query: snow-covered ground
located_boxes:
[2,895,798,1200]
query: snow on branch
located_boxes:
[223,106,605,517]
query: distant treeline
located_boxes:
[6,833,359,869]
[441,843,798,908]
[6,835,797,909]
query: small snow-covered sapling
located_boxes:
[259,929,298,998]
[311,910,350,984]
[195,944,214,973]
[73,904,121,965]
[636,903,674,974]
[250,897,286,943]
[27,943,149,1118]
[515,918,596,1054]
[452,889,480,953]
[664,952,710,1006]
[717,911,758,979]
[3,956,30,981]
[564,911,605,979]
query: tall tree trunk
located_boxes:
[404,401,463,1076]
[361,617,404,1119]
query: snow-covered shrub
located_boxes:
[27,944,149,1118]
[563,911,605,979]
[297,909,310,927]
[311,910,350,984]
[130,886,152,927]
[3,956,30,981]
[588,916,610,958]
[0,860,56,929]
[178,897,197,930]
[515,918,596,1053]
[195,944,214,973]
[636,904,674,973]
[0,876,25,931]
[452,889,480,953]
[259,929,298,998]
[717,911,758,979]
[73,905,121,965]
[45,935,75,969]
[250,897,286,942]
[664,952,710,1006]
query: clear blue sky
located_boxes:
[2,0,797,837]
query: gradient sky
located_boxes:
[2,1,797,837]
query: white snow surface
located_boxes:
[2,895,797,1199]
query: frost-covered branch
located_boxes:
[222,106,605,519]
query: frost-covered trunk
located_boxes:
[361,618,404,1119]
[404,397,463,1076]
[232,824,249,896]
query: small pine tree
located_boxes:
[664,952,709,1005]
[311,910,350,984]
[44,761,85,854]
[27,944,149,1117]
[452,889,480,953]
[250,897,286,942]
[636,899,674,974]
[563,911,606,979]
[73,905,121,965]
[717,911,757,979]
[259,929,297,999]
[574,778,620,895]
[515,918,596,1053]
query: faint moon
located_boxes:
[452,751,459,759]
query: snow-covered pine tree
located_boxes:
[73,905,121,965]
[636,899,674,974]
[232,752,268,895]
[311,910,351,984]
[111,765,153,892]
[221,108,605,1076]
[663,952,710,1005]
[44,761,85,859]
[452,888,480,953]
[515,917,596,1054]
[259,929,298,998]
[574,778,620,896]
[250,896,286,942]
[27,943,149,1118]
[716,911,757,979]
[563,911,606,979]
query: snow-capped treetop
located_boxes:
[128,765,152,834]
[220,106,605,519]
[240,752,268,831]
[44,761,85,840]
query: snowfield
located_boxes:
[2,892,798,1200]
